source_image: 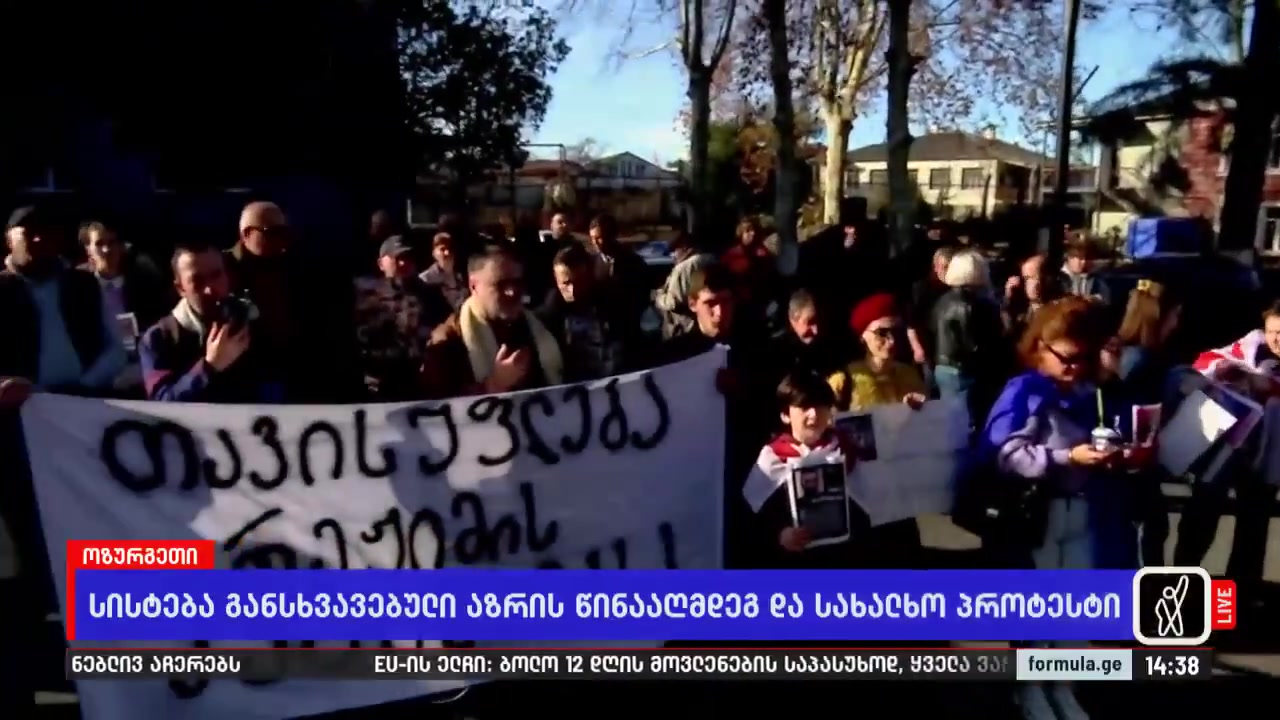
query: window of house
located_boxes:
[845,169,860,187]
[929,168,951,188]
[960,168,984,189]
[869,169,888,185]
[907,169,919,186]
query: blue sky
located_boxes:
[528,7,1198,163]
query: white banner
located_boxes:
[838,396,970,526]
[21,349,726,720]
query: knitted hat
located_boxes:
[850,293,897,335]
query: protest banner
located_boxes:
[20,348,726,720]
[838,397,970,527]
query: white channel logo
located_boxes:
[1131,566,1212,646]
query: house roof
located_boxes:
[515,159,585,177]
[585,151,678,176]
[847,131,1049,167]
[1073,95,1234,136]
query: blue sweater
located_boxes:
[981,372,1137,569]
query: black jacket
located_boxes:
[768,332,845,387]
[535,287,640,382]
[931,286,1007,376]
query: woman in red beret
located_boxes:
[828,293,927,412]
[827,292,928,570]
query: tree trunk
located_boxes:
[1217,0,1279,257]
[687,68,713,245]
[884,0,915,258]
[821,108,851,224]
[764,0,798,276]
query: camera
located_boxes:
[216,294,256,327]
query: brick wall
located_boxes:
[1178,112,1280,220]
[1178,114,1226,218]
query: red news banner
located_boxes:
[66,539,217,641]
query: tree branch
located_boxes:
[709,0,739,68]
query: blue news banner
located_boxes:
[75,570,1134,641]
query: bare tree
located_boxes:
[565,137,608,163]
[729,0,1074,225]
[1217,0,1278,254]
[682,0,742,241]
[1128,0,1250,62]
[1092,0,1277,255]
[884,0,918,255]
[811,0,886,224]
[764,0,800,274]
[562,0,738,242]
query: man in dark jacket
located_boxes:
[77,220,172,397]
[139,242,280,403]
[536,243,639,381]
[0,206,126,394]
[355,236,454,400]
[768,289,845,387]
[0,205,125,715]
[660,264,775,568]
[419,246,566,400]
[226,201,363,403]
[588,214,651,328]
[78,220,171,334]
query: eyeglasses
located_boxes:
[869,325,900,339]
[1044,344,1086,367]
[247,225,290,238]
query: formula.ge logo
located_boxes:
[1132,567,1237,646]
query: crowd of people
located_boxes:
[1,197,1278,719]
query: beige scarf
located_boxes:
[457,297,563,387]
[171,298,207,336]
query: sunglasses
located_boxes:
[869,325,900,339]
[1044,343,1087,367]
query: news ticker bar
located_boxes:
[67,648,1213,682]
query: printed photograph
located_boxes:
[115,312,140,353]
[797,467,823,496]
[835,414,878,462]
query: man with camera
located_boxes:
[139,241,282,403]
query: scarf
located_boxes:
[457,296,563,387]
[742,430,850,513]
[171,298,207,337]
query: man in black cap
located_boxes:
[352,235,452,400]
[375,235,419,281]
[0,204,127,713]
[0,205,126,400]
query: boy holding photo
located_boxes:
[742,371,866,567]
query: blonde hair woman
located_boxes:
[931,248,1007,420]
[1114,278,1181,404]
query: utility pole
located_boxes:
[1050,0,1082,266]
